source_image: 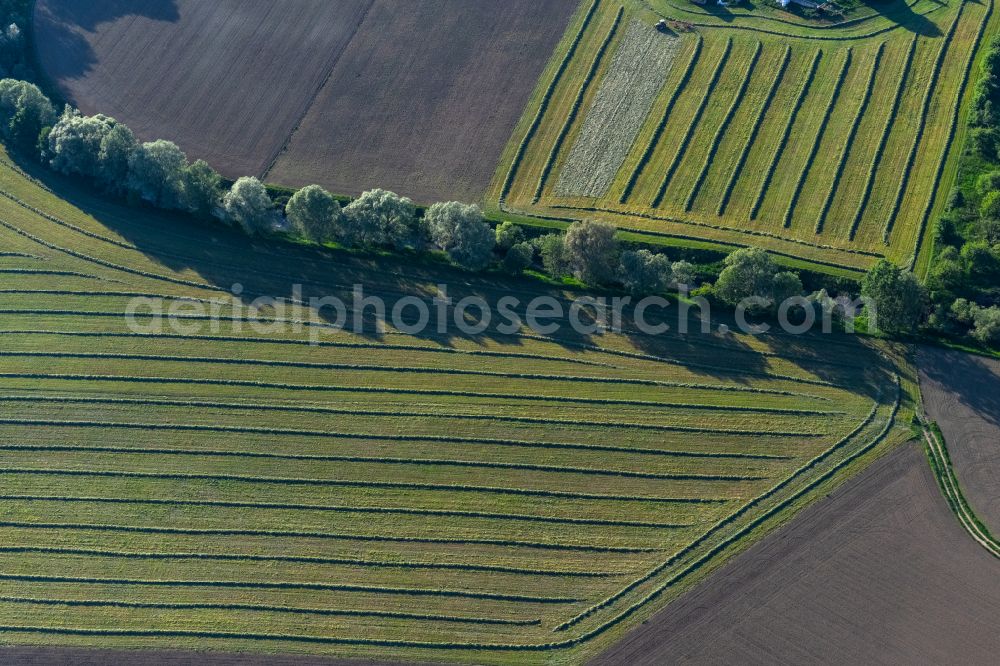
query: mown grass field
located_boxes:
[492,0,997,277]
[0,145,914,663]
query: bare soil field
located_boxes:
[34,0,373,179]
[590,442,1000,665]
[35,0,578,204]
[919,346,1000,536]
[265,0,578,203]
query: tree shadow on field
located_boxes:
[34,0,181,80]
[919,346,1000,429]
[861,0,944,36]
[7,152,610,355]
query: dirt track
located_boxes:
[590,442,1000,665]
[919,346,1000,536]
[34,0,577,204]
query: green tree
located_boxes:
[223,176,275,235]
[494,221,525,251]
[426,201,495,269]
[127,139,188,209]
[181,160,222,219]
[503,241,534,274]
[564,220,619,285]
[47,110,117,179]
[535,233,570,277]
[96,122,137,195]
[976,170,1000,197]
[670,260,696,288]
[286,184,340,243]
[0,78,54,150]
[342,188,418,249]
[860,259,925,334]
[618,249,671,296]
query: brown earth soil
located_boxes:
[590,442,1000,665]
[919,346,1000,537]
[34,0,578,204]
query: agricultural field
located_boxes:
[33,0,578,203]
[0,145,912,663]
[591,442,1000,665]
[492,0,999,277]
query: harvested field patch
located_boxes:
[554,20,681,198]
[0,141,911,663]
[34,0,578,204]
[590,442,1000,665]
[919,346,1000,536]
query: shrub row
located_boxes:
[815,42,884,235]
[556,383,893,631]
[652,37,734,208]
[0,518,656,553]
[848,36,918,241]
[717,45,791,216]
[619,35,703,204]
[500,0,602,201]
[532,6,624,204]
[782,47,853,230]
[0,465,710,503]
[883,3,964,244]
[0,595,541,626]
[684,41,763,212]
[654,0,924,31]
[908,0,993,270]
[749,49,823,220]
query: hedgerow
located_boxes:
[848,36,917,241]
[651,0,925,31]
[782,47,853,230]
[717,45,791,216]
[684,41,763,212]
[883,3,964,244]
[652,37,733,208]
[532,6,624,203]
[814,42,884,235]
[619,35,703,204]
[499,0,602,202]
[749,48,822,220]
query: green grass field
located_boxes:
[491,0,997,278]
[0,143,916,663]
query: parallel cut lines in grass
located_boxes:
[619,34,703,204]
[0,520,660,553]
[499,0,602,201]
[848,35,917,241]
[0,370,826,401]
[0,595,541,626]
[651,37,734,208]
[782,47,853,230]
[910,0,994,270]
[684,40,763,212]
[0,494,698,531]
[0,546,620,578]
[749,48,822,220]
[0,573,578,604]
[533,6,625,203]
[717,44,791,216]
[814,42,884,235]
[0,417,819,442]
[0,268,105,279]
[882,2,964,244]
[0,467,744,503]
[0,349,838,388]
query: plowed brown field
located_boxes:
[590,442,1000,665]
[34,0,577,203]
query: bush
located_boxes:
[342,188,419,250]
[981,190,1000,219]
[426,202,494,269]
[286,184,340,244]
[564,220,619,285]
[970,127,998,160]
[223,176,275,235]
[670,260,696,289]
[535,233,570,277]
[618,249,670,296]
[127,139,187,209]
[494,221,524,251]
[503,241,534,274]
[976,171,1000,197]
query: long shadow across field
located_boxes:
[33,0,180,80]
